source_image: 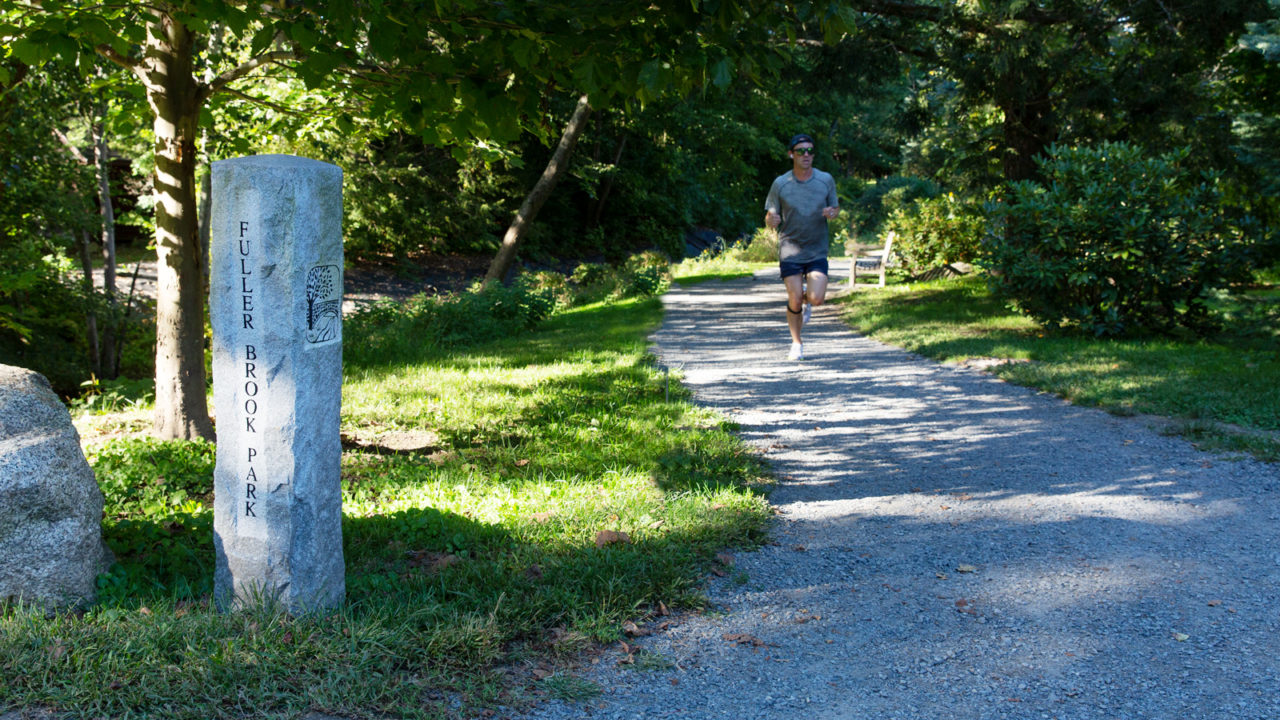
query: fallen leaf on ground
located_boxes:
[515,458,530,467]
[531,511,557,523]
[956,564,978,573]
[716,552,735,566]
[1208,599,1222,607]
[1173,632,1190,642]
[408,551,462,573]
[722,633,770,647]
[595,530,631,548]
[623,621,650,637]
[617,642,636,665]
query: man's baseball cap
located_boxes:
[788,133,815,149]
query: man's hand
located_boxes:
[765,209,781,228]
[822,206,839,220]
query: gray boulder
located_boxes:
[0,364,112,609]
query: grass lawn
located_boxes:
[1,296,774,719]
[834,273,1280,460]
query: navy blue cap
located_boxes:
[788,133,815,149]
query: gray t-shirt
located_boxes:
[764,169,839,263]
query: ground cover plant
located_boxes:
[670,227,783,285]
[0,285,773,719]
[834,273,1280,460]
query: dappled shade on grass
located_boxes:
[2,295,773,719]
[836,275,1280,447]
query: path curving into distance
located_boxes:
[517,268,1280,720]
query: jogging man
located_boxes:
[764,133,839,360]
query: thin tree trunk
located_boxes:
[485,94,592,284]
[590,134,627,229]
[93,95,119,378]
[144,11,214,440]
[76,230,102,376]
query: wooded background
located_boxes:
[3,0,1278,434]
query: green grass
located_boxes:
[2,296,774,719]
[670,254,768,285]
[835,274,1280,458]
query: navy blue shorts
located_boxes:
[779,258,829,279]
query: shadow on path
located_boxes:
[522,271,1280,720]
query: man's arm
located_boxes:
[822,174,839,220]
[764,178,783,228]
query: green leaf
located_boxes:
[11,37,51,65]
[711,58,733,88]
[249,24,276,56]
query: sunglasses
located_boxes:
[792,147,815,155]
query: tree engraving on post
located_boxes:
[305,264,341,345]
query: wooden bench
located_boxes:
[849,231,895,288]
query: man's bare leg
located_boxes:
[806,271,829,309]
[784,274,805,344]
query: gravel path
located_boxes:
[517,269,1280,720]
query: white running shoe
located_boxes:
[802,303,812,325]
[788,342,804,360]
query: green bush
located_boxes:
[740,227,779,263]
[567,253,671,303]
[344,278,561,365]
[848,176,941,233]
[983,142,1262,336]
[885,194,984,274]
[608,252,671,299]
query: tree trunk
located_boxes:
[143,12,214,440]
[589,134,627,229]
[485,94,592,284]
[1000,93,1053,184]
[92,96,119,378]
[76,230,102,377]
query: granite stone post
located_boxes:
[210,155,344,611]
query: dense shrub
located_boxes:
[885,194,984,274]
[847,176,941,234]
[345,277,561,365]
[570,252,672,303]
[740,227,779,262]
[983,142,1262,336]
[0,77,103,393]
[622,251,672,297]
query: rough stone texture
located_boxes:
[210,155,345,612]
[0,364,111,609]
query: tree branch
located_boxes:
[52,127,91,164]
[218,86,310,117]
[200,49,297,102]
[95,42,139,71]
